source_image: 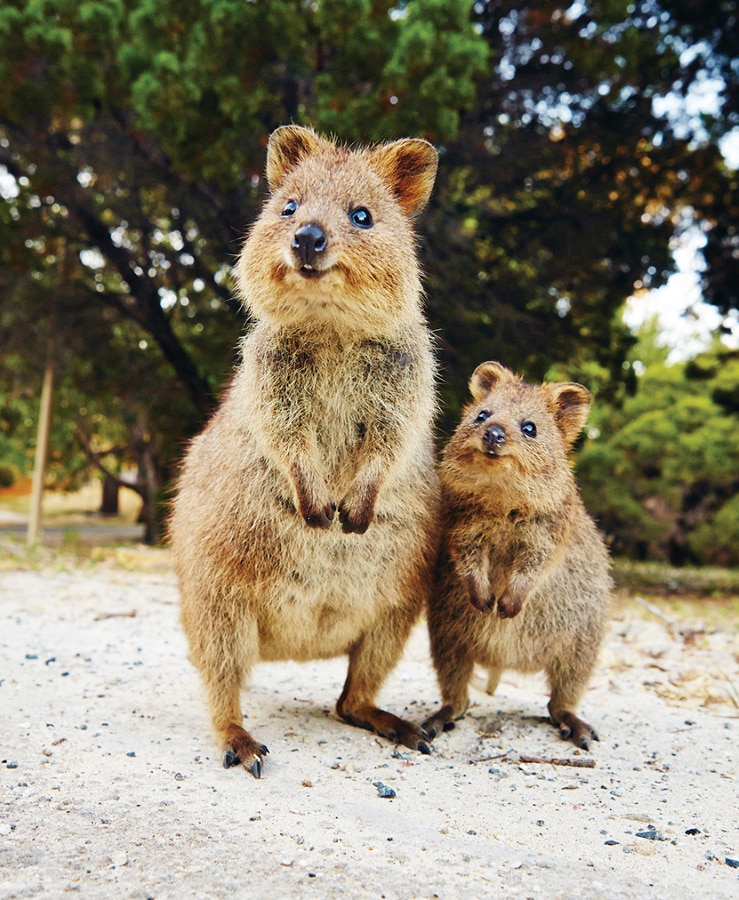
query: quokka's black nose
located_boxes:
[292,222,327,267]
[483,424,506,448]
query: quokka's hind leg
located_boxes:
[204,660,270,778]
[546,652,600,751]
[484,665,502,696]
[185,603,269,777]
[422,661,474,739]
[422,629,475,740]
[337,607,431,754]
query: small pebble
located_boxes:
[725,858,739,869]
[605,840,619,846]
[636,828,664,841]
[373,781,396,799]
[6,762,18,769]
[685,828,701,836]
[126,752,136,758]
[25,654,38,660]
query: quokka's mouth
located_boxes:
[482,445,509,460]
[298,264,328,280]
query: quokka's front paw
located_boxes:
[338,484,378,534]
[496,590,525,619]
[291,464,336,529]
[465,575,495,612]
[301,497,337,529]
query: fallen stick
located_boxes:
[634,595,676,626]
[93,610,137,621]
[519,754,596,768]
[473,752,512,764]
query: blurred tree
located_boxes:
[576,329,739,565]
[0,234,190,541]
[0,0,736,547]
[427,0,738,428]
[0,0,487,536]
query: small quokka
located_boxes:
[169,125,440,776]
[424,361,611,750]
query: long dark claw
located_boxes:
[223,748,241,769]
[249,757,262,779]
[580,728,600,751]
[418,741,431,755]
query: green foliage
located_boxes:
[577,336,739,564]
[0,0,736,550]
[688,494,739,567]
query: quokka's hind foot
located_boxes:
[338,702,431,755]
[548,702,599,751]
[421,705,459,741]
[221,723,270,778]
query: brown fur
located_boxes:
[424,362,611,750]
[169,126,440,776]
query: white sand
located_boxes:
[1,554,737,899]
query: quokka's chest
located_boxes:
[255,336,425,417]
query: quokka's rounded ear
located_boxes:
[369,139,438,216]
[547,382,592,448]
[266,125,322,191]
[469,361,514,401]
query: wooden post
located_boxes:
[27,363,54,545]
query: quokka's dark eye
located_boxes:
[349,207,373,228]
[281,199,298,217]
[475,410,490,423]
[521,421,537,438]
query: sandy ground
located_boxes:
[1,549,737,899]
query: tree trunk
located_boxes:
[100,474,120,516]
[27,363,54,546]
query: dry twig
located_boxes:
[519,754,596,768]
[93,610,137,621]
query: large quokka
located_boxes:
[169,126,440,776]
[424,362,611,750]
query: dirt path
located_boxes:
[1,553,737,899]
